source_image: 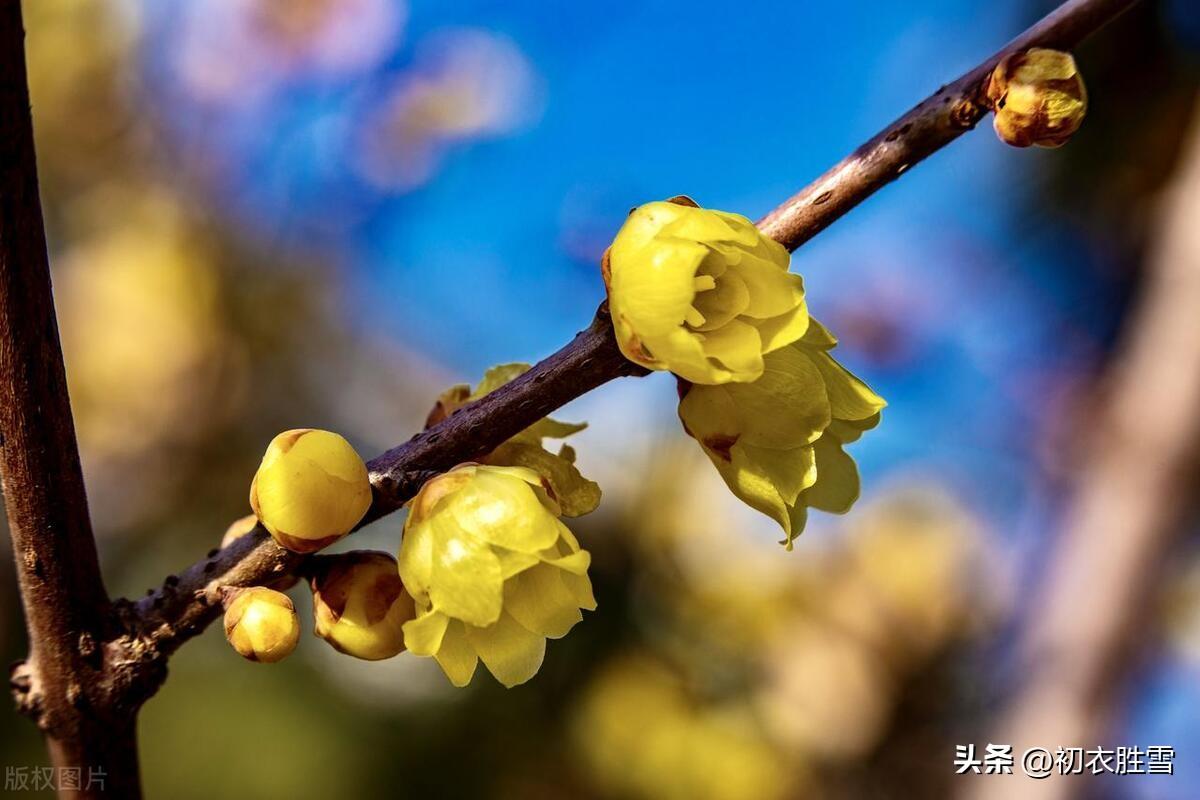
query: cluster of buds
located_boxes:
[223,421,596,687]
[605,198,884,545]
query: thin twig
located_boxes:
[756,0,1140,249]
[0,3,142,797]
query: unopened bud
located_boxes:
[986,48,1087,148]
[223,587,300,663]
[311,551,415,660]
[249,429,372,553]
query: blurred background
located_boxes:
[2,0,1199,798]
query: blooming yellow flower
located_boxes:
[311,551,416,661]
[604,197,809,385]
[223,587,301,663]
[250,429,373,553]
[398,464,596,687]
[678,319,884,547]
[986,48,1087,148]
[427,363,601,516]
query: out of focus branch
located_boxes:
[36,0,1138,712]
[968,107,1200,800]
[0,3,142,796]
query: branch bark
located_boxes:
[0,3,142,797]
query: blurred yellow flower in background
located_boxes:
[399,464,596,687]
[572,655,796,800]
[679,320,885,546]
[427,363,600,516]
[56,190,244,462]
[604,198,808,385]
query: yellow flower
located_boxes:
[223,587,301,663]
[603,197,808,385]
[250,429,373,553]
[986,48,1087,148]
[427,363,601,516]
[398,464,596,687]
[678,319,884,547]
[572,655,794,800]
[310,551,416,661]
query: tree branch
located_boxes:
[756,0,1140,249]
[128,0,1141,669]
[0,3,142,797]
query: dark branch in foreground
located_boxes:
[0,3,142,796]
[4,0,1141,790]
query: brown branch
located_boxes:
[129,0,1141,669]
[0,3,142,797]
[756,0,1140,249]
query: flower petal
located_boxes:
[487,441,601,518]
[442,467,561,553]
[466,612,547,688]
[732,254,804,320]
[428,518,504,626]
[739,442,818,506]
[435,620,479,687]
[504,563,585,638]
[692,268,750,332]
[803,349,886,421]
[804,434,862,514]
[698,319,764,381]
[402,609,449,656]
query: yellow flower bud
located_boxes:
[986,48,1087,148]
[604,197,809,385]
[223,587,301,663]
[398,464,596,688]
[311,551,416,661]
[220,513,259,549]
[249,429,372,554]
[678,318,884,548]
